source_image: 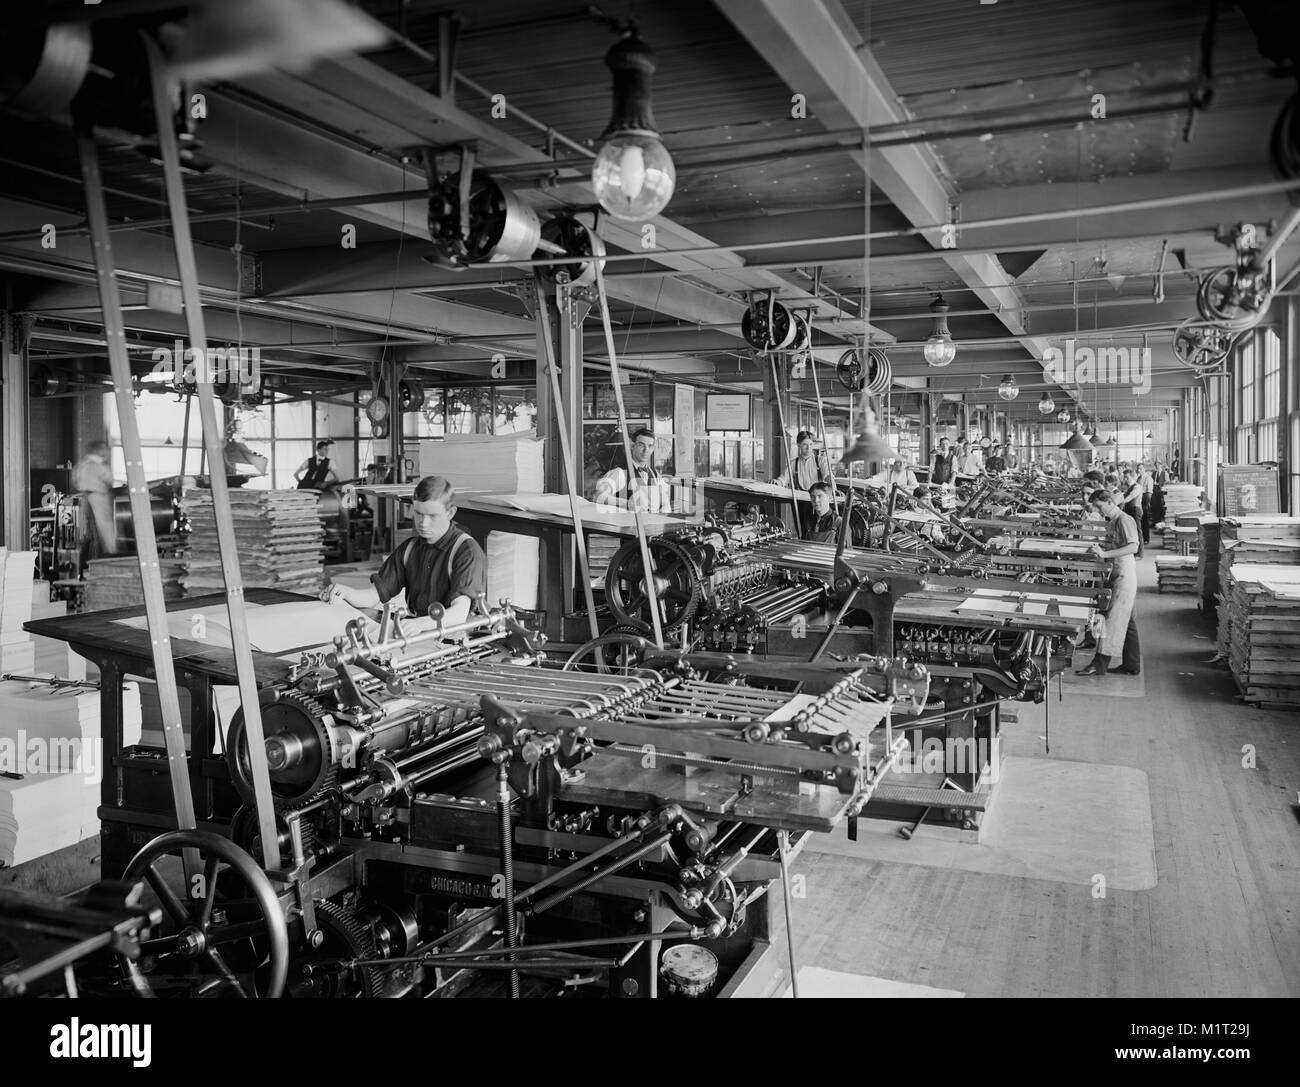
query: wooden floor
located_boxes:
[782,550,1300,997]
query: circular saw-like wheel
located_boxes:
[604,538,704,634]
[120,830,289,998]
[227,691,337,811]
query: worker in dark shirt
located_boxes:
[803,482,841,543]
[327,475,487,629]
[984,444,1006,474]
[295,440,339,490]
[931,437,955,485]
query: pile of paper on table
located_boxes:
[420,430,545,494]
[0,549,37,673]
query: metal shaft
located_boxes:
[496,764,520,999]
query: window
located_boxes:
[1237,335,1258,427]
[1263,329,1281,420]
[104,393,190,480]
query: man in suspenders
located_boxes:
[327,475,488,630]
[593,427,672,512]
[295,440,340,490]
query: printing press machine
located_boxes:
[16,589,929,998]
[592,512,1111,830]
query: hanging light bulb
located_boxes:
[591,30,676,221]
[1037,391,1056,415]
[1056,408,1071,424]
[922,293,957,367]
[997,374,1019,401]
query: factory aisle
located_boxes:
[785,552,1300,998]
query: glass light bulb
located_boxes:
[923,334,956,367]
[592,131,676,220]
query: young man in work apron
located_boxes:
[1076,488,1141,677]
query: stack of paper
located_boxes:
[1196,519,1221,607]
[182,490,324,596]
[1161,483,1204,519]
[0,679,141,866]
[1216,564,1300,707]
[0,548,36,639]
[1154,555,1198,593]
[84,556,185,612]
[420,431,545,494]
[0,549,37,673]
[485,532,539,610]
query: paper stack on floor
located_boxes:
[84,555,186,612]
[182,490,324,596]
[1216,563,1300,707]
[0,679,141,867]
[1196,518,1221,606]
[1155,555,1198,592]
[1162,483,1204,518]
[420,431,544,494]
[0,549,37,673]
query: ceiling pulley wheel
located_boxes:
[427,171,541,267]
[536,215,607,286]
[788,312,812,354]
[1195,266,1270,330]
[28,362,65,398]
[865,348,892,396]
[397,378,425,413]
[1172,319,1235,370]
[836,348,865,391]
[741,298,795,352]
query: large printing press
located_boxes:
[4,467,1110,1000]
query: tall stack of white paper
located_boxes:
[420,431,545,494]
[0,679,142,866]
[485,532,540,610]
[0,549,37,673]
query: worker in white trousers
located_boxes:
[1076,488,1141,677]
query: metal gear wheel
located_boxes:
[226,690,337,811]
[604,537,705,634]
[292,900,385,998]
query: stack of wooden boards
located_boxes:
[1216,563,1300,708]
[83,555,185,612]
[0,549,37,673]
[1196,518,1221,611]
[0,679,142,867]
[182,490,324,596]
[1155,555,1198,592]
